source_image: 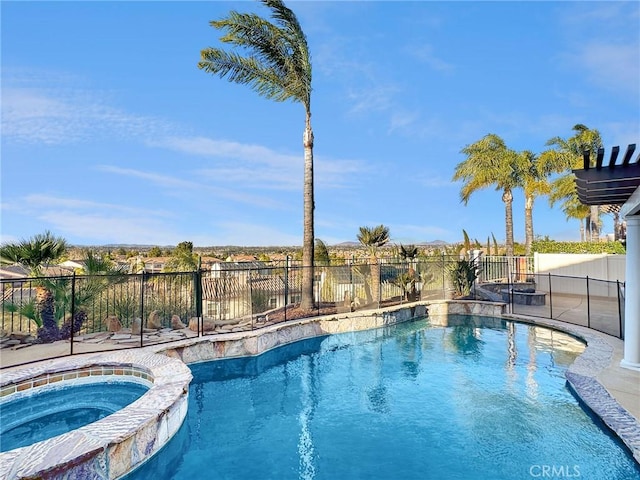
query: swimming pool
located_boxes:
[1,381,148,452]
[127,315,640,479]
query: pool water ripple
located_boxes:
[127,316,640,479]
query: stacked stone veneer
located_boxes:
[0,351,192,480]
[157,304,430,364]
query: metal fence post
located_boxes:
[70,273,76,356]
[586,276,591,329]
[617,280,623,339]
[548,272,553,319]
[140,272,146,347]
[377,260,381,309]
[193,269,202,337]
[284,256,290,308]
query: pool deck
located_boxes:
[1,300,639,474]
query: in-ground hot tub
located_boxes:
[1,380,149,452]
[0,352,192,480]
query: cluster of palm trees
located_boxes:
[453,124,610,256]
[197,1,617,311]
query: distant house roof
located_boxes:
[0,264,72,279]
[225,255,258,262]
[249,274,301,294]
[40,265,74,277]
[212,261,269,272]
[0,265,30,280]
[573,144,640,214]
[202,276,244,299]
[58,260,86,270]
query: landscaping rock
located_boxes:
[171,315,186,329]
[147,310,162,329]
[104,316,122,332]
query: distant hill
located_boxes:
[333,241,360,247]
[419,240,449,246]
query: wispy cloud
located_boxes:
[571,42,639,95]
[23,194,173,218]
[2,194,181,245]
[97,165,286,209]
[97,166,203,191]
[403,44,454,73]
[1,68,179,145]
[346,85,399,116]
[157,136,301,191]
[156,135,367,191]
[557,3,640,96]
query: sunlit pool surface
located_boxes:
[127,315,640,479]
[1,381,148,452]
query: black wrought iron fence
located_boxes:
[505,273,625,339]
[0,257,625,367]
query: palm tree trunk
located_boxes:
[524,194,534,255]
[36,285,59,342]
[502,189,514,256]
[585,217,591,242]
[301,112,315,310]
[590,205,600,242]
[371,257,381,305]
[613,212,621,241]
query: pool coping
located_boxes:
[0,300,638,478]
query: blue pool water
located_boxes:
[127,316,640,479]
[1,381,148,452]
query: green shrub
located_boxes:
[447,259,478,298]
[532,239,625,254]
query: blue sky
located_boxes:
[2,1,639,248]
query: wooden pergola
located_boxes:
[573,143,640,371]
[573,144,640,208]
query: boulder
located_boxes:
[147,310,162,330]
[188,317,216,332]
[171,315,186,329]
[104,315,122,332]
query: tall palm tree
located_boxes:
[198,0,315,309]
[519,150,550,255]
[0,231,68,341]
[539,124,603,242]
[357,225,390,305]
[453,134,521,256]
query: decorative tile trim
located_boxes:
[0,366,153,402]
